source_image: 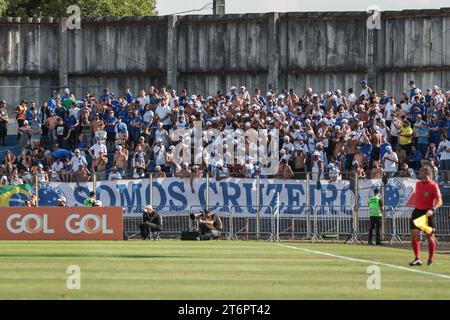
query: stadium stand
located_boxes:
[0,82,449,192]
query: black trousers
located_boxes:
[368,216,382,244]
[139,222,161,239]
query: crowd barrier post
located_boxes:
[276,193,280,243]
[267,195,280,242]
[345,173,364,245]
[387,207,404,245]
[311,206,324,243]
[226,206,238,240]
[34,174,39,207]
[256,175,261,240]
[291,216,295,240]
[306,174,311,239]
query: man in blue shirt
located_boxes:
[104,110,117,151]
[409,80,420,102]
[99,88,114,101]
[425,88,432,105]
[428,115,440,146]
[129,110,143,147]
[126,88,134,104]
[116,103,129,119]
[446,113,450,138]
[411,96,425,124]
[416,122,429,157]
[48,91,60,112]
[408,146,423,171]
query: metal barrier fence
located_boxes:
[123,205,450,243]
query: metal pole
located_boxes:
[256,175,260,240]
[206,172,210,208]
[150,173,154,207]
[92,166,97,193]
[355,172,359,234]
[381,177,386,241]
[306,174,311,239]
[35,174,39,207]
[276,192,280,243]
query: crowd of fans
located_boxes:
[0,79,450,186]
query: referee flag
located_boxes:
[413,215,433,235]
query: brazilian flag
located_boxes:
[0,184,32,207]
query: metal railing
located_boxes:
[122,205,450,242]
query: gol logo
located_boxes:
[6,214,55,234]
[66,214,113,234]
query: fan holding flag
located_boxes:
[409,166,443,267]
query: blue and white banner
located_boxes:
[37,177,417,217]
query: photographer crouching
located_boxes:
[191,209,223,240]
[139,205,162,240]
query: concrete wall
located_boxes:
[1,8,450,113]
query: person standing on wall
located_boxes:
[368,188,384,245]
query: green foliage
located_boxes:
[2,0,158,17]
[0,0,8,16]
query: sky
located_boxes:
[157,0,448,15]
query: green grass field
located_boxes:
[0,240,449,300]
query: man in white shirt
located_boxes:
[347,88,357,108]
[384,98,396,123]
[89,138,107,158]
[70,149,88,173]
[153,139,166,167]
[281,136,294,154]
[382,146,399,177]
[51,158,64,174]
[108,166,122,181]
[438,134,450,183]
[155,98,172,128]
[137,90,150,107]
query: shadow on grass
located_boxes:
[0,253,182,259]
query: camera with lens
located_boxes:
[189,211,204,220]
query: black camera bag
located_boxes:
[180,230,200,240]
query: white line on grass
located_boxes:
[277,243,450,281]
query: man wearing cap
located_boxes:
[70,149,88,174]
[368,188,384,245]
[382,146,398,177]
[398,120,413,155]
[139,205,162,240]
